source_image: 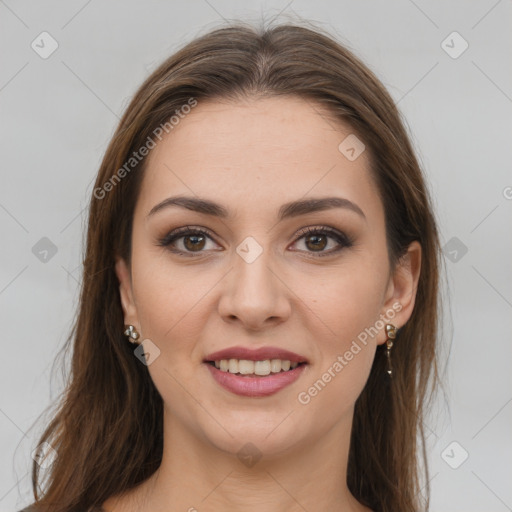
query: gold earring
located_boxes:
[385,324,397,377]
[124,325,141,345]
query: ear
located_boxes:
[115,257,139,329]
[377,240,422,345]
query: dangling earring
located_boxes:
[124,325,141,345]
[385,324,397,377]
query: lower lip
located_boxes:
[205,363,307,397]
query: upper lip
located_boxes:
[204,346,308,363]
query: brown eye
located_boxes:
[304,233,328,252]
[291,226,353,257]
[158,227,220,256]
[183,234,207,252]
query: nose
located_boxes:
[218,246,291,331]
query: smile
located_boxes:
[210,358,301,376]
[204,360,307,397]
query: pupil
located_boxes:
[185,235,205,251]
[306,234,326,251]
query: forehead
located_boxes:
[137,96,379,222]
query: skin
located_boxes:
[105,96,421,512]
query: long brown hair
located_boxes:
[22,18,444,512]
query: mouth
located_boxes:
[203,346,309,397]
[203,347,309,397]
[205,358,307,377]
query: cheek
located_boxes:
[303,264,386,349]
[129,254,216,427]
[130,250,212,355]
[294,265,386,404]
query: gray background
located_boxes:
[1,1,511,510]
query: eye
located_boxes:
[157,225,353,257]
[157,226,220,256]
[290,226,353,257]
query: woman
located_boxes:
[19,19,443,512]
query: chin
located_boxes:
[197,409,311,462]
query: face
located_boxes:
[115,96,420,458]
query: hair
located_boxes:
[22,17,445,512]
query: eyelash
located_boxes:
[157,225,353,258]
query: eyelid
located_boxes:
[289,225,354,257]
[292,225,350,243]
[157,224,353,257]
[156,226,220,256]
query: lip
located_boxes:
[204,346,308,363]
[205,362,307,397]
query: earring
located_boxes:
[124,325,141,345]
[385,324,397,377]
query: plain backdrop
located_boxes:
[1,1,511,511]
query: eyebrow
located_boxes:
[147,195,366,221]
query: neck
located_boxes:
[135,406,371,512]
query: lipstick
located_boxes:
[204,346,308,364]
[205,362,306,397]
[203,345,308,397]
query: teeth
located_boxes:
[238,359,254,374]
[254,360,270,375]
[213,358,301,375]
[270,359,282,373]
[228,359,238,374]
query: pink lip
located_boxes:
[205,363,307,397]
[204,346,308,363]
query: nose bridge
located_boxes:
[218,235,290,327]
[236,239,274,295]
